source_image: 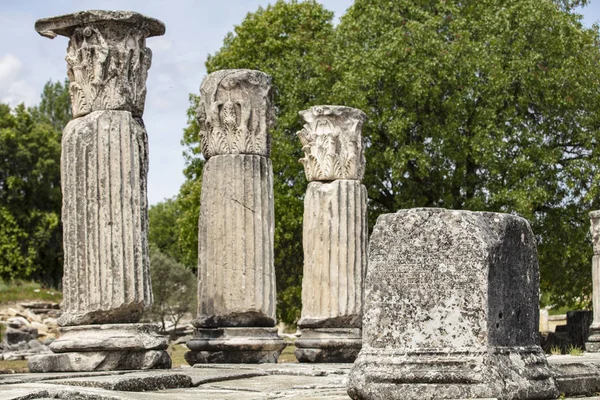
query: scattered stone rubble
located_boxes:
[0,302,59,361]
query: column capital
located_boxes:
[35,10,165,118]
[297,105,366,182]
[197,69,274,159]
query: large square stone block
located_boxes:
[348,208,558,400]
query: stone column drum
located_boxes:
[586,210,600,352]
[29,10,170,372]
[294,106,368,363]
[348,209,558,400]
[185,70,286,364]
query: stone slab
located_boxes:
[49,371,192,391]
[548,353,600,397]
[28,349,171,372]
[4,362,600,399]
[50,324,168,353]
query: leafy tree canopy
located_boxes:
[169,0,600,323]
[0,80,69,285]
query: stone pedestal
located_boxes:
[186,70,285,364]
[30,10,169,372]
[587,211,600,352]
[295,106,367,363]
[29,324,169,372]
[348,208,558,400]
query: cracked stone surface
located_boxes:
[2,359,600,399]
[349,208,558,399]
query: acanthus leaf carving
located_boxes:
[196,69,273,159]
[297,105,367,182]
[35,11,165,119]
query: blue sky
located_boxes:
[0,0,599,205]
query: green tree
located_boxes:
[0,80,70,285]
[31,79,72,130]
[0,103,62,284]
[179,0,600,319]
[148,197,187,267]
[147,247,197,334]
[332,0,600,308]
[180,0,336,325]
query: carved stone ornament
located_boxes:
[196,69,274,159]
[297,105,367,182]
[35,10,165,118]
[591,211,600,255]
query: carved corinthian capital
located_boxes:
[35,10,165,118]
[591,211,600,255]
[297,105,367,182]
[197,69,274,159]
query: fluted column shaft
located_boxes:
[60,111,150,326]
[197,154,275,327]
[300,180,367,327]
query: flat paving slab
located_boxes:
[1,358,600,399]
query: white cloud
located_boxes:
[0,53,38,107]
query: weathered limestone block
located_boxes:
[297,105,366,182]
[48,324,168,353]
[295,180,367,363]
[196,154,276,327]
[197,69,274,159]
[587,210,600,352]
[348,208,558,400]
[35,10,165,118]
[59,110,150,327]
[31,10,169,373]
[28,349,170,372]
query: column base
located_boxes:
[185,327,286,364]
[348,346,558,399]
[295,328,361,363]
[586,326,600,352]
[28,323,170,372]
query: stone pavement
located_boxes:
[2,356,600,399]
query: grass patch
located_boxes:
[169,343,188,367]
[550,345,563,355]
[0,359,28,373]
[567,344,584,356]
[278,344,298,363]
[0,280,62,304]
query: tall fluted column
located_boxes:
[185,70,286,364]
[587,211,600,351]
[29,10,170,372]
[295,105,368,363]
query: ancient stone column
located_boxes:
[348,208,558,399]
[294,106,367,363]
[29,10,170,372]
[586,211,600,352]
[185,69,286,364]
